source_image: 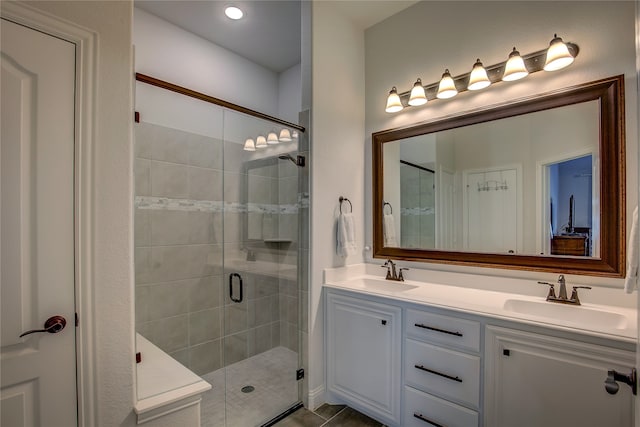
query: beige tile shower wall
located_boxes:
[135,121,226,375]
[135,121,302,375]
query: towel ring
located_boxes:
[339,196,352,213]
[383,202,393,214]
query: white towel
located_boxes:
[624,206,638,293]
[383,213,398,247]
[337,212,357,257]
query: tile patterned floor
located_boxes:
[274,404,385,427]
[199,346,383,427]
[200,346,299,427]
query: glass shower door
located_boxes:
[134,80,304,427]
[219,110,302,426]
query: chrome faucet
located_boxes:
[538,274,591,305]
[381,259,408,281]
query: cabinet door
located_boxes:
[326,292,402,426]
[485,326,634,427]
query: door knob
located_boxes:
[19,315,67,338]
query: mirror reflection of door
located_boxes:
[464,168,519,254]
[545,154,594,257]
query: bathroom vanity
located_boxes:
[324,264,636,427]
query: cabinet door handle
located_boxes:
[414,413,446,427]
[414,323,463,337]
[415,364,462,383]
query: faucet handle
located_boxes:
[380,263,392,279]
[538,281,557,300]
[570,286,591,305]
[398,267,409,281]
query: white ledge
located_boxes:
[134,334,211,424]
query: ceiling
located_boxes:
[135,0,418,74]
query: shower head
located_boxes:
[278,154,305,167]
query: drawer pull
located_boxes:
[414,413,446,427]
[415,364,463,383]
[414,323,463,337]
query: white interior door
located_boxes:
[464,169,518,253]
[1,18,77,426]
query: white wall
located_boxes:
[363,1,638,286]
[22,1,137,425]
[278,63,302,124]
[134,8,280,117]
[310,0,366,408]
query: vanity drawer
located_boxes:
[406,308,480,352]
[404,386,478,427]
[405,338,480,408]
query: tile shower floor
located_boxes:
[201,346,299,427]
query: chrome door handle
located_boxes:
[19,315,67,337]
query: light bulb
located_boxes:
[468,59,491,91]
[385,86,403,113]
[502,47,529,81]
[224,6,244,20]
[279,129,292,142]
[408,78,427,106]
[243,138,256,151]
[544,34,574,71]
[267,132,279,145]
[256,135,267,148]
[436,69,458,99]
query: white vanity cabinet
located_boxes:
[326,291,402,426]
[485,326,635,427]
[403,309,482,427]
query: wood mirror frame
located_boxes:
[372,75,626,277]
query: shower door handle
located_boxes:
[229,273,243,303]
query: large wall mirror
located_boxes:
[373,75,626,277]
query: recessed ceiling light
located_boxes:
[225,6,244,20]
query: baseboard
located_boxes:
[306,384,326,410]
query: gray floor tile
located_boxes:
[322,407,384,427]
[314,403,346,421]
[273,408,325,427]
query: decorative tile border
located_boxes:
[135,196,303,214]
[400,207,435,216]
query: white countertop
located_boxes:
[324,264,637,344]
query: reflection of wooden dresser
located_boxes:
[551,235,588,256]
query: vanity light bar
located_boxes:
[385,36,579,113]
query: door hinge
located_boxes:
[296,368,304,380]
[75,313,79,327]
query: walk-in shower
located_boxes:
[133,76,308,426]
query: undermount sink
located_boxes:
[503,299,628,330]
[342,278,419,293]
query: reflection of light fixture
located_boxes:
[256,135,267,148]
[384,36,578,113]
[267,132,279,145]
[225,6,244,20]
[502,47,529,81]
[385,86,403,113]
[436,69,458,99]
[292,130,299,139]
[243,138,256,151]
[468,59,491,91]
[544,34,574,71]
[408,78,427,106]
[279,129,292,142]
